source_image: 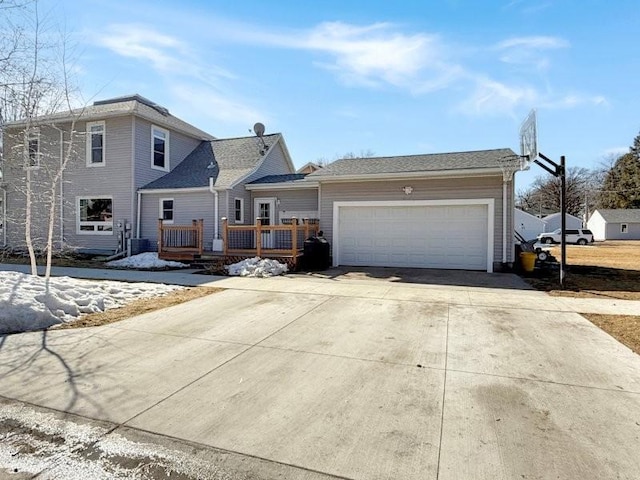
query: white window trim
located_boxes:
[160,198,174,224]
[234,197,244,224]
[86,121,106,167]
[621,223,628,233]
[24,129,41,170]
[151,125,170,172]
[76,195,114,235]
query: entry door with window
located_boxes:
[254,198,276,249]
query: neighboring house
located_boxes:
[1,95,213,253]
[587,209,640,240]
[543,212,582,231]
[515,208,546,240]
[296,162,322,174]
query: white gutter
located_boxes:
[311,168,504,183]
[245,181,319,191]
[136,191,142,238]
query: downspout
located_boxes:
[502,179,507,264]
[209,177,219,241]
[136,191,142,238]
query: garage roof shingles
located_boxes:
[308,148,517,178]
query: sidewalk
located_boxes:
[1,263,639,316]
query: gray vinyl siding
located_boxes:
[227,183,251,225]
[250,189,318,223]
[140,191,215,250]
[242,141,294,185]
[605,222,640,240]
[62,117,133,252]
[133,117,202,189]
[319,175,510,268]
[2,124,73,250]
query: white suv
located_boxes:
[537,228,594,245]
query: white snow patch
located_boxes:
[0,272,183,334]
[106,252,188,269]
[226,257,288,277]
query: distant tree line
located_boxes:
[516,130,640,219]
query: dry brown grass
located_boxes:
[524,240,640,300]
[584,314,640,355]
[53,287,222,330]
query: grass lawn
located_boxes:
[523,240,640,355]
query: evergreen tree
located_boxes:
[599,131,640,209]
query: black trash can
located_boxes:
[303,235,331,271]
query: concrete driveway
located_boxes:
[1,270,640,479]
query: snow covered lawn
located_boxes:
[106,252,188,269]
[0,272,183,334]
[226,257,288,277]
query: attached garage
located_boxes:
[333,200,495,272]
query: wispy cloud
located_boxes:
[495,35,569,70]
[215,20,464,92]
[92,23,262,127]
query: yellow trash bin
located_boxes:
[520,252,536,273]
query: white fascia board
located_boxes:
[138,187,210,194]
[245,181,319,191]
[312,168,504,183]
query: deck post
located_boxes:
[256,217,262,257]
[198,219,204,254]
[157,219,163,254]
[291,217,298,259]
[222,217,228,256]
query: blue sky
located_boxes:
[43,0,639,192]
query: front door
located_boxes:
[254,198,276,249]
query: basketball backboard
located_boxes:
[519,109,538,168]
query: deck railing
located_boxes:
[222,217,319,257]
[158,219,204,256]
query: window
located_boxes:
[234,198,244,223]
[86,121,105,166]
[160,198,174,224]
[77,197,113,234]
[621,223,628,233]
[25,130,40,168]
[151,126,169,171]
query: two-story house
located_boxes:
[1,95,213,254]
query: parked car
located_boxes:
[537,228,594,245]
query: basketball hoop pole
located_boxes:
[534,153,567,288]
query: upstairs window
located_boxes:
[160,198,174,223]
[234,198,244,223]
[25,129,40,168]
[77,197,113,234]
[152,126,169,171]
[621,223,628,233]
[86,121,105,166]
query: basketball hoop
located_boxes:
[519,109,538,169]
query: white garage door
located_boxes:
[337,204,489,271]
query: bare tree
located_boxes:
[516,167,599,218]
[1,0,85,278]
